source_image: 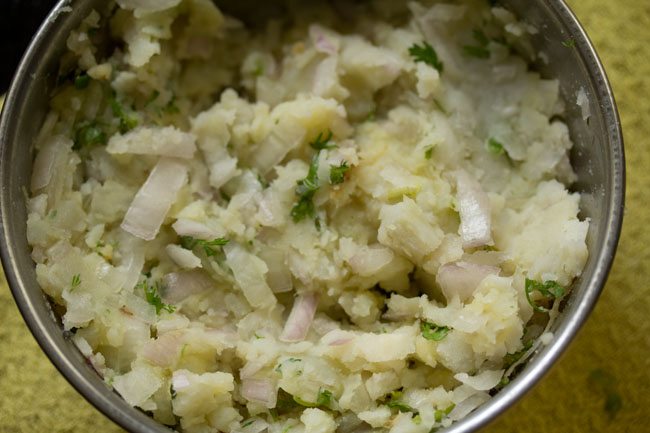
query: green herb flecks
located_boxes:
[562,38,576,48]
[524,278,565,313]
[164,96,181,115]
[409,41,444,73]
[434,404,455,423]
[503,339,533,370]
[74,73,91,90]
[179,236,229,257]
[74,122,107,150]
[138,280,175,315]
[386,390,419,414]
[329,161,350,185]
[291,152,321,222]
[588,369,623,420]
[487,137,506,155]
[274,358,302,374]
[310,130,335,151]
[241,419,256,428]
[145,90,160,107]
[421,321,450,341]
[110,97,138,133]
[293,388,335,409]
[424,146,434,160]
[70,274,81,291]
[463,29,491,59]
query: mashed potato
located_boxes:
[26,1,589,432]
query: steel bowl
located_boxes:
[0,0,625,432]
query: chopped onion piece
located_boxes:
[224,243,277,309]
[453,370,504,391]
[30,135,71,193]
[309,24,340,55]
[141,331,184,367]
[172,218,221,239]
[162,270,214,304]
[121,158,188,241]
[280,292,319,342]
[436,261,499,302]
[241,379,277,408]
[455,170,493,248]
[165,244,202,269]
[258,248,293,293]
[448,392,490,421]
[107,126,197,159]
[172,371,191,390]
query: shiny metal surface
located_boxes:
[0,1,625,432]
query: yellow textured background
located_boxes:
[1,0,648,431]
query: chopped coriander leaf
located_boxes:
[412,414,422,425]
[487,137,506,155]
[314,216,322,231]
[424,146,434,160]
[291,152,321,222]
[74,73,91,89]
[179,236,229,257]
[386,390,419,414]
[329,161,350,185]
[524,278,565,313]
[145,90,160,106]
[164,96,181,114]
[434,404,455,422]
[409,41,444,73]
[463,45,491,59]
[110,97,138,133]
[241,419,256,428]
[421,321,450,341]
[562,38,576,48]
[70,274,81,290]
[473,29,490,47]
[503,339,533,369]
[275,389,300,412]
[293,388,335,409]
[74,122,107,150]
[309,130,335,150]
[139,280,175,314]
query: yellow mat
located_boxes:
[1,0,648,431]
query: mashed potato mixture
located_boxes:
[26,0,589,431]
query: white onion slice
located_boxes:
[280,292,319,343]
[107,126,197,159]
[241,379,277,408]
[141,331,184,367]
[162,270,214,304]
[225,243,277,309]
[455,171,493,248]
[121,158,188,241]
[453,370,504,391]
[171,371,191,391]
[165,244,202,269]
[116,231,146,291]
[448,392,490,421]
[172,218,221,239]
[309,24,339,55]
[436,261,499,302]
[30,135,70,193]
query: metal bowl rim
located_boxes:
[0,0,625,432]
